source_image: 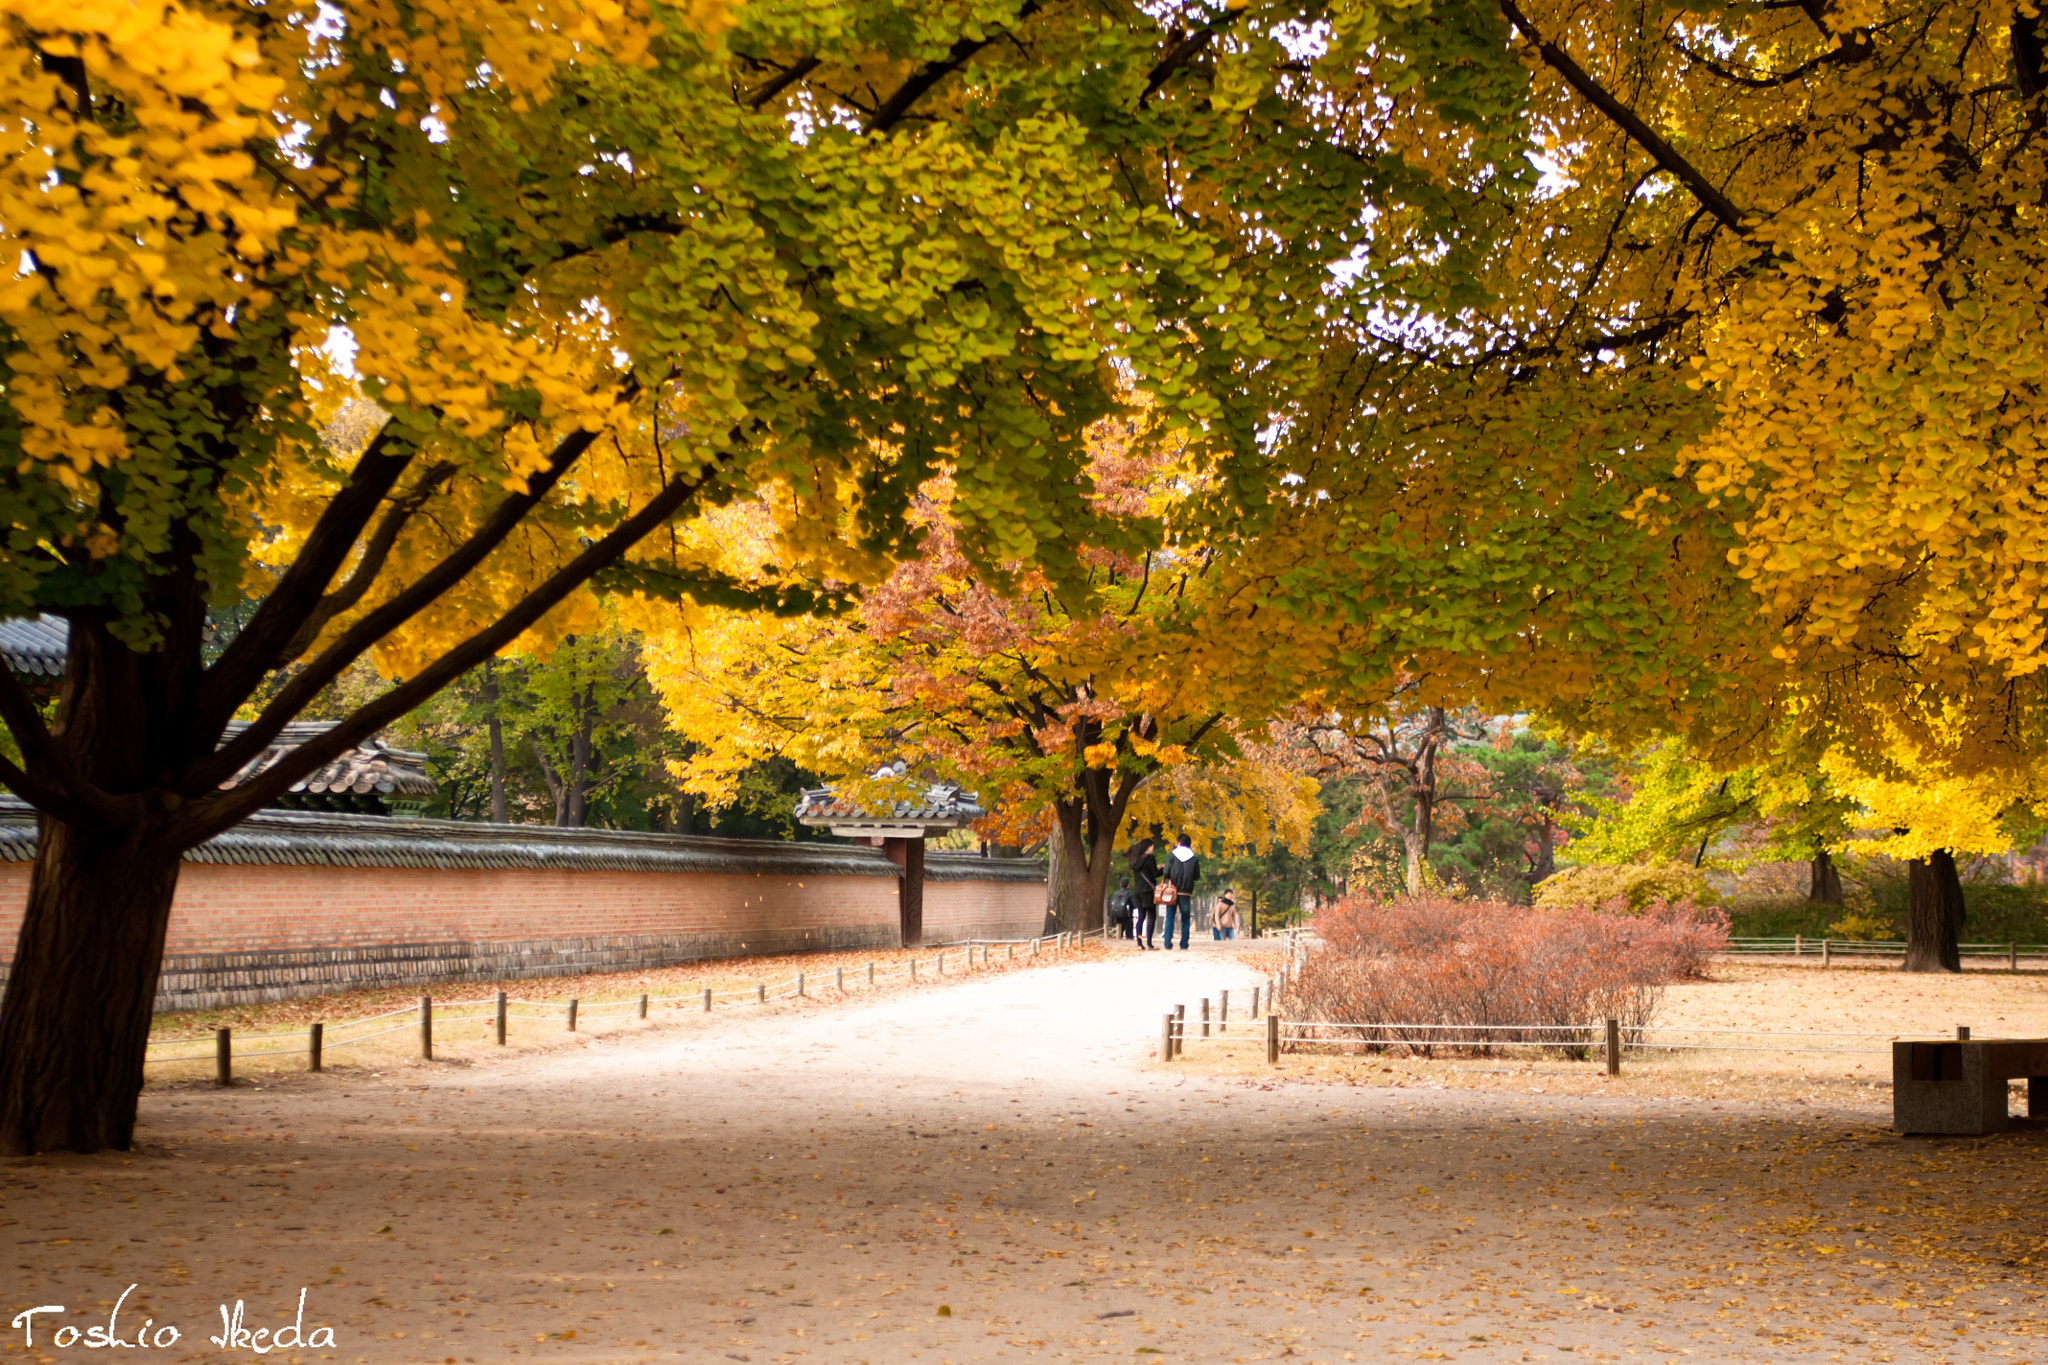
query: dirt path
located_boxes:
[6,944,2045,1364]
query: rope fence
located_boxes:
[1150,950,1951,1074]
[1726,937,2046,968]
[150,928,1101,1085]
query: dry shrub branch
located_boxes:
[1291,895,1729,1057]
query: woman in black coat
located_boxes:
[1128,838,1161,950]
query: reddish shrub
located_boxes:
[1291,895,1729,1056]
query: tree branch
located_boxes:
[0,659,121,824]
[742,56,822,109]
[201,420,416,727]
[175,446,735,836]
[867,1,1043,134]
[1497,0,1750,235]
[193,428,598,788]
[1140,9,1246,106]
[282,462,457,658]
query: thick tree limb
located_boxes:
[1497,0,1750,235]
[200,422,416,727]
[0,664,120,824]
[741,56,822,108]
[282,462,457,659]
[2019,2,2047,100]
[175,446,736,838]
[1140,8,1247,105]
[867,2,1043,134]
[193,428,597,788]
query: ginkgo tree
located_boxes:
[0,0,1542,1154]
[641,423,1319,936]
[1200,1,2048,956]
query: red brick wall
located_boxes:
[0,856,1045,1010]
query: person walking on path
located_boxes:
[1129,838,1160,949]
[1110,876,1135,939]
[1162,834,1201,950]
[1213,891,1239,941]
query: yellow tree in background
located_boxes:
[642,427,1317,934]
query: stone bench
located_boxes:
[1893,1037,2048,1135]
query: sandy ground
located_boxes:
[5,945,2048,1365]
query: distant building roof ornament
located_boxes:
[793,761,983,839]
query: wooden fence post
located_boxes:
[1251,986,1260,1020]
[309,1022,323,1073]
[797,972,806,998]
[1201,998,1211,1038]
[1007,943,1015,963]
[756,982,766,1004]
[638,993,649,1019]
[910,959,918,983]
[496,990,508,1045]
[1822,939,1832,968]
[2012,942,2019,971]
[1604,1017,1621,1076]
[1219,989,1229,1033]
[1161,1014,1175,1063]
[937,952,945,976]
[836,966,845,993]
[1173,1005,1186,1059]
[419,996,433,1060]
[1265,1013,1280,1065]
[215,1027,231,1087]
[1795,934,1803,956]
[868,962,876,986]
[567,998,579,1031]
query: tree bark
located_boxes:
[1808,848,1843,904]
[531,735,569,824]
[1528,811,1557,883]
[1903,849,1965,973]
[563,683,594,827]
[0,817,183,1154]
[1044,821,1075,934]
[484,658,508,823]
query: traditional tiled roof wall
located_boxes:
[0,804,1047,1009]
[0,615,65,678]
[0,801,1044,881]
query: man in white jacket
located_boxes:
[1161,834,1202,951]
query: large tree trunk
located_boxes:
[1903,850,1965,973]
[1044,824,1075,934]
[1400,829,1427,896]
[1047,793,1124,936]
[0,817,184,1154]
[1809,848,1843,905]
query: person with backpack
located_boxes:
[1109,875,1135,939]
[1128,838,1160,949]
[1161,833,1202,950]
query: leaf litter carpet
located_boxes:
[5,946,2044,1363]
